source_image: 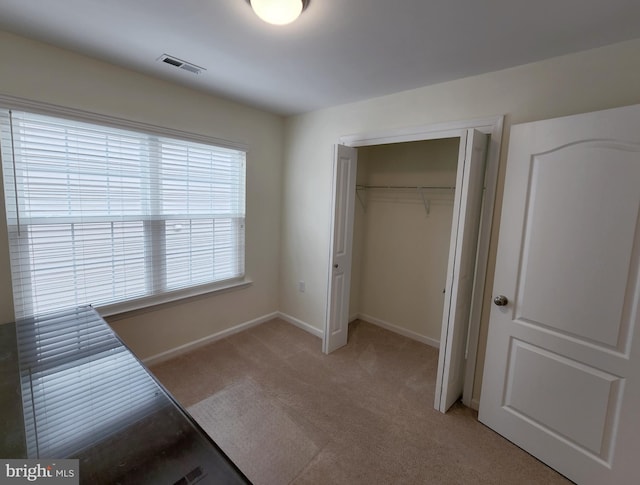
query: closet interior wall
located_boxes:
[349,138,460,346]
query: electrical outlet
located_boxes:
[298,281,306,293]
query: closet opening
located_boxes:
[325,117,503,412]
[350,138,459,350]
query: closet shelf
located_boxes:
[355,185,456,216]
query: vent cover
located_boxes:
[157,54,206,75]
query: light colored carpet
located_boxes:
[152,319,573,484]
[188,377,320,485]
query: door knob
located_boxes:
[333,264,339,269]
[493,295,508,306]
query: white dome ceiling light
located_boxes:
[247,0,310,26]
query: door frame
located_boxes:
[325,115,503,409]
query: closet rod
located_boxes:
[356,184,456,190]
[355,184,455,216]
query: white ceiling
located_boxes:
[0,0,639,116]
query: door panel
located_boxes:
[503,339,622,457]
[324,144,357,354]
[434,129,488,412]
[329,272,345,334]
[516,142,640,349]
[479,104,640,484]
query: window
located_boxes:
[0,109,246,319]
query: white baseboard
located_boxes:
[470,398,480,411]
[143,312,279,366]
[143,311,437,366]
[357,313,440,349]
[277,312,324,339]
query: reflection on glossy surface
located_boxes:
[14,306,249,484]
[17,307,162,458]
[0,321,25,458]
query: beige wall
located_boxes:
[280,38,640,401]
[0,31,285,359]
[349,139,459,343]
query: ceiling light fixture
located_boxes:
[246,0,310,26]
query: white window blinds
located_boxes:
[0,109,246,318]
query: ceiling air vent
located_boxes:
[157,54,206,75]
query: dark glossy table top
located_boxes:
[1,306,250,484]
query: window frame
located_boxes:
[0,95,252,319]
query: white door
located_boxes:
[434,129,488,412]
[324,144,357,354]
[479,104,640,484]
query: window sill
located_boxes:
[97,277,253,321]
